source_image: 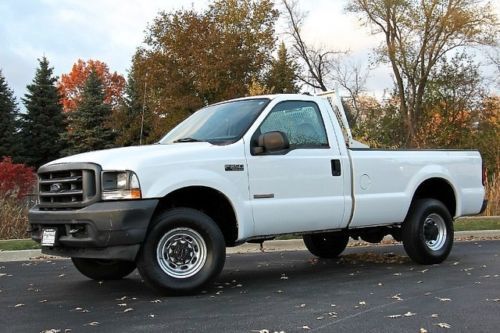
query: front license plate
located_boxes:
[41,228,57,246]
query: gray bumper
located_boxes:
[479,199,488,214]
[29,199,158,260]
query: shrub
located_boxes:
[0,196,29,239]
[0,156,36,200]
[0,157,36,239]
[485,170,499,216]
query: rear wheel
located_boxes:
[303,231,349,258]
[71,258,136,280]
[136,208,225,295]
[402,199,454,265]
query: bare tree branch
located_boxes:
[281,0,345,91]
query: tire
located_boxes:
[71,258,136,280]
[402,198,454,265]
[136,208,226,295]
[303,231,349,258]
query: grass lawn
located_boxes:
[0,217,498,252]
[454,217,500,231]
[0,239,40,251]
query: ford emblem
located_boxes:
[50,183,63,192]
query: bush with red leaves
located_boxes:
[0,157,36,200]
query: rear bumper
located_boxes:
[479,199,488,214]
[29,199,158,260]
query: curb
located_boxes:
[1,230,499,263]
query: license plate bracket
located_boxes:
[41,228,57,246]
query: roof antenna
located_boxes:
[139,73,148,146]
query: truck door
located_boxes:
[246,100,346,236]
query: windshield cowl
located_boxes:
[173,137,204,143]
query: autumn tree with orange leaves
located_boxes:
[58,59,125,113]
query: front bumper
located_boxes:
[29,199,158,260]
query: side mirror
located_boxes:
[253,131,290,155]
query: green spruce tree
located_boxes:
[266,42,300,93]
[0,70,19,159]
[113,69,148,146]
[21,57,66,167]
[64,70,115,155]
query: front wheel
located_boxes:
[136,208,225,295]
[303,231,349,258]
[71,258,136,280]
[402,199,454,265]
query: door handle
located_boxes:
[331,159,341,176]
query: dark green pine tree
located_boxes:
[21,57,66,167]
[113,69,148,146]
[0,70,19,159]
[266,42,300,94]
[64,70,115,155]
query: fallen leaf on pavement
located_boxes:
[436,297,451,302]
[387,314,402,318]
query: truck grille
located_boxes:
[38,163,101,210]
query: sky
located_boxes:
[0,0,498,108]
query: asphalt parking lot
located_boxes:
[1,240,499,333]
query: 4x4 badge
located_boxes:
[225,164,244,172]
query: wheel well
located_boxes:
[412,178,456,217]
[153,186,238,246]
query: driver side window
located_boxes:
[258,101,329,149]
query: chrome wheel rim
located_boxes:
[156,228,207,279]
[423,213,447,251]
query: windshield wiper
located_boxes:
[173,137,204,143]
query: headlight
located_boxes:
[101,171,142,200]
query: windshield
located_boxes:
[159,98,270,145]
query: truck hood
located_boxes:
[46,143,216,171]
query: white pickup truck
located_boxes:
[29,93,487,295]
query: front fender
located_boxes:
[140,167,254,240]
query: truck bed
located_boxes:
[347,149,485,228]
